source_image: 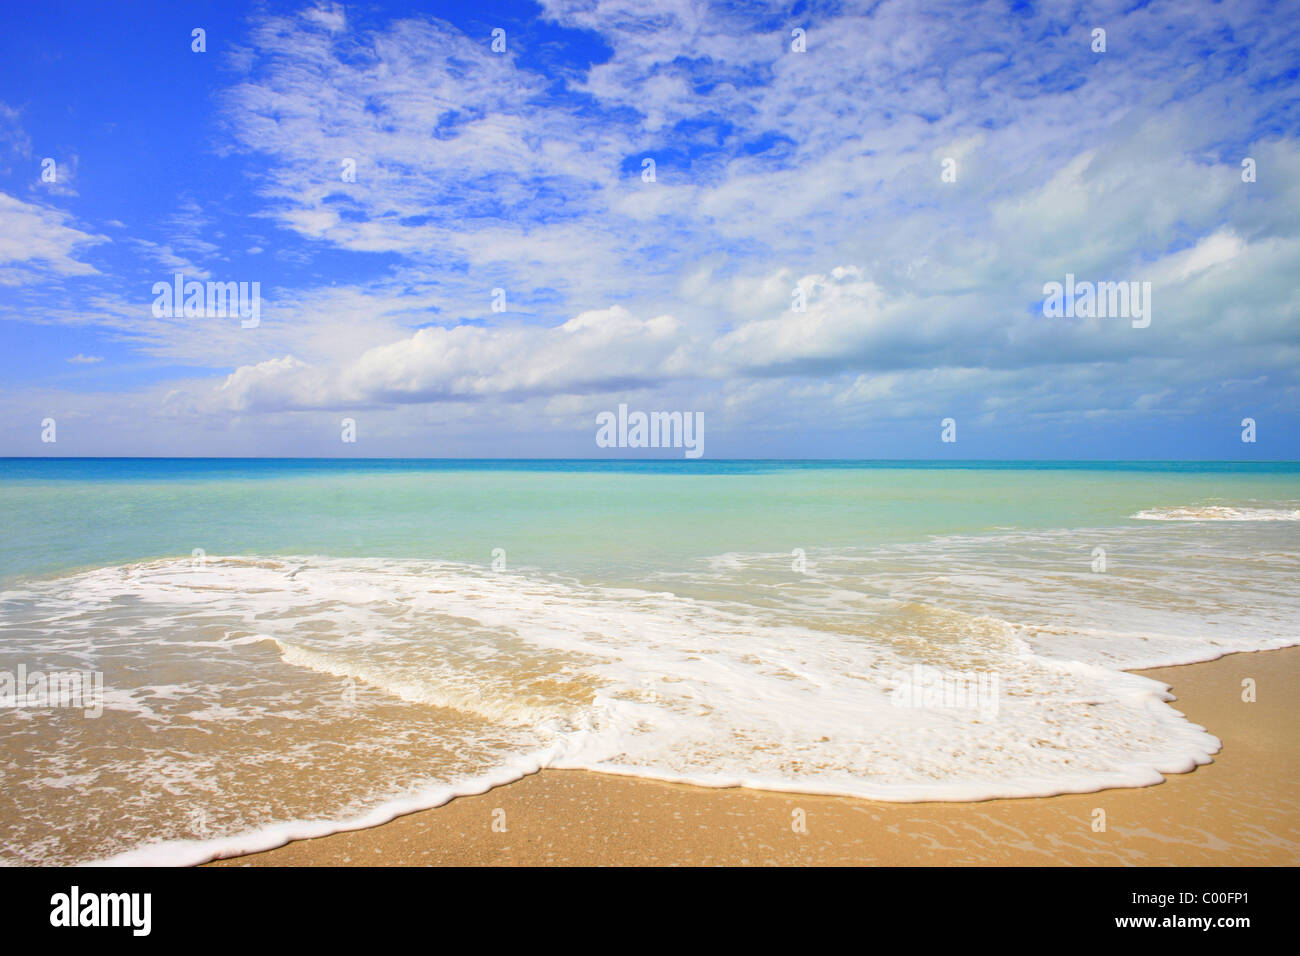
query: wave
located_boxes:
[3,537,1298,865]
[1132,505,1300,521]
[88,756,551,867]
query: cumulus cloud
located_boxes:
[211,305,691,411]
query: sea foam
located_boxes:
[2,520,1296,866]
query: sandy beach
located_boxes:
[209,645,1300,867]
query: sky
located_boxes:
[0,0,1297,459]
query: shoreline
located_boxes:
[209,645,1300,866]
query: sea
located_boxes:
[1,458,1297,865]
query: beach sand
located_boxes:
[210,646,1300,866]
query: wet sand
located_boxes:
[210,645,1300,866]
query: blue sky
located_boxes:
[1,0,1297,458]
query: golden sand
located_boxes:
[210,646,1300,866]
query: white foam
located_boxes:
[1132,505,1300,521]
[3,529,1297,864]
[87,755,551,867]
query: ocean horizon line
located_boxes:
[4,456,1299,464]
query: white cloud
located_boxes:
[0,192,105,283]
[6,0,1300,456]
[209,305,692,412]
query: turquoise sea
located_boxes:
[1,459,1298,864]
